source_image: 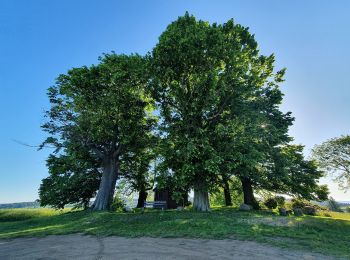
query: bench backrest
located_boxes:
[144,201,167,209]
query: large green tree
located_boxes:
[151,13,289,211]
[41,54,156,210]
[312,135,350,190]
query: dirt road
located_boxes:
[0,234,333,259]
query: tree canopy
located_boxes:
[151,13,303,211]
[40,54,156,210]
[312,135,350,190]
[40,13,329,211]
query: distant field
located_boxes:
[0,208,71,221]
[0,208,349,258]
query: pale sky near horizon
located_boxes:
[0,1,349,203]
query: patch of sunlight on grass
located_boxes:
[328,212,350,221]
[85,227,98,232]
[174,219,190,225]
[251,224,260,231]
[0,208,72,221]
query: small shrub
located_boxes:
[291,198,307,209]
[346,207,350,213]
[264,197,278,209]
[110,195,126,212]
[275,196,285,207]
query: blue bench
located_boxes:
[143,201,167,210]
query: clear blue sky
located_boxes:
[1,1,349,203]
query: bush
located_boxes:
[110,195,126,212]
[291,198,307,209]
[264,197,278,209]
[346,207,350,213]
[275,196,285,207]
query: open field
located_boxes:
[0,208,349,258]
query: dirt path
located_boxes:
[0,234,334,259]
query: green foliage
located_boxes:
[269,145,329,201]
[230,177,244,207]
[110,194,126,212]
[312,135,350,190]
[1,208,350,258]
[291,198,308,209]
[40,53,157,210]
[151,13,296,211]
[39,152,101,209]
[290,199,325,213]
[264,197,278,209]
[274,196,285,207]
[210,176,243,207]
[39,13,330,212]
[209,189,225,207]
[120,148,156,197]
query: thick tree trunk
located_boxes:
[193,185,210,212]
[92,157,118,211]
[223,178,233,206]
[240,177,258,209]
[136,188,148,208]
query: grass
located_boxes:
[0,207,349,258]
[0,208,71,222]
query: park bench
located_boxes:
[143,201,167,210]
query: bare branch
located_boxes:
[12,139,56,149]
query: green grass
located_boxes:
[0,208,71,222]
[0,207,349,258]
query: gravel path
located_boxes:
[0,234,334,259]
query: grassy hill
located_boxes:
[0,207,349,258]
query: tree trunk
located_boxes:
[240,177,258,209]
[136,188,148,208]
[223,178,233,206]
[92,157,118,211]
[193,185,210,212]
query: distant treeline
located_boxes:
[0,201,40,209]
[339,202,350,207]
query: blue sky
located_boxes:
[0,1,349,203]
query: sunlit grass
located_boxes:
[325,211,350,220]
[0,207,349,258]
[0,208,71,222]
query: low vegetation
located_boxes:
[0,208,349,258]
